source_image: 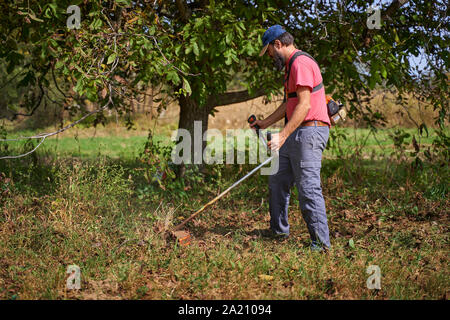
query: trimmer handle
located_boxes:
[247,114,260,130]
[249,115,271,151]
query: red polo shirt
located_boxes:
[285,50,330,126]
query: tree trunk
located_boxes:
[175,87,271,177]
[144,86,153,120]
[177,95,211,177]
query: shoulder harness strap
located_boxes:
[283,51,323,103]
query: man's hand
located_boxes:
[268,132,287,151]
[249,119,268,130]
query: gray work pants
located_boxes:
[268,123,330,249]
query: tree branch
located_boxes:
[0,84,114,160]
[207,87,268,107]
[383,0,409,21]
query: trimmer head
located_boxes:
[171,230,191,246]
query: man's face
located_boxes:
[267,41,285,72]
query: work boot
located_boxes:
[259,229,289,241]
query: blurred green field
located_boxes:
[1,125,444,161]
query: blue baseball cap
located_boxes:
[259,25,286,56]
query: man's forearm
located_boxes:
[264,102,286,127]
[281,101,310,138]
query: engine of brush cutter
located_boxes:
[326,95,346,125]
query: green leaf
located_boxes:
[28,12,44,22]
[348,238,355,249]
[74,78,84,93]
[182,78,192,96]
[44,8,52,19]
[107,53,117,64]
[90,18,103,29]
[174,45,182,57]
[274,254,281,263]
[225,32,232,45]
[380,64,387,79]
[192,42,199,56]
[166,70,180,85]
[368,76,376,90]
[116,0,132,5]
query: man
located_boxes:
[250,25,331,250]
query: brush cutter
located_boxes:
[170,115,272,246]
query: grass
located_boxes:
[2,125,442,162]
[0,122,448,300]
